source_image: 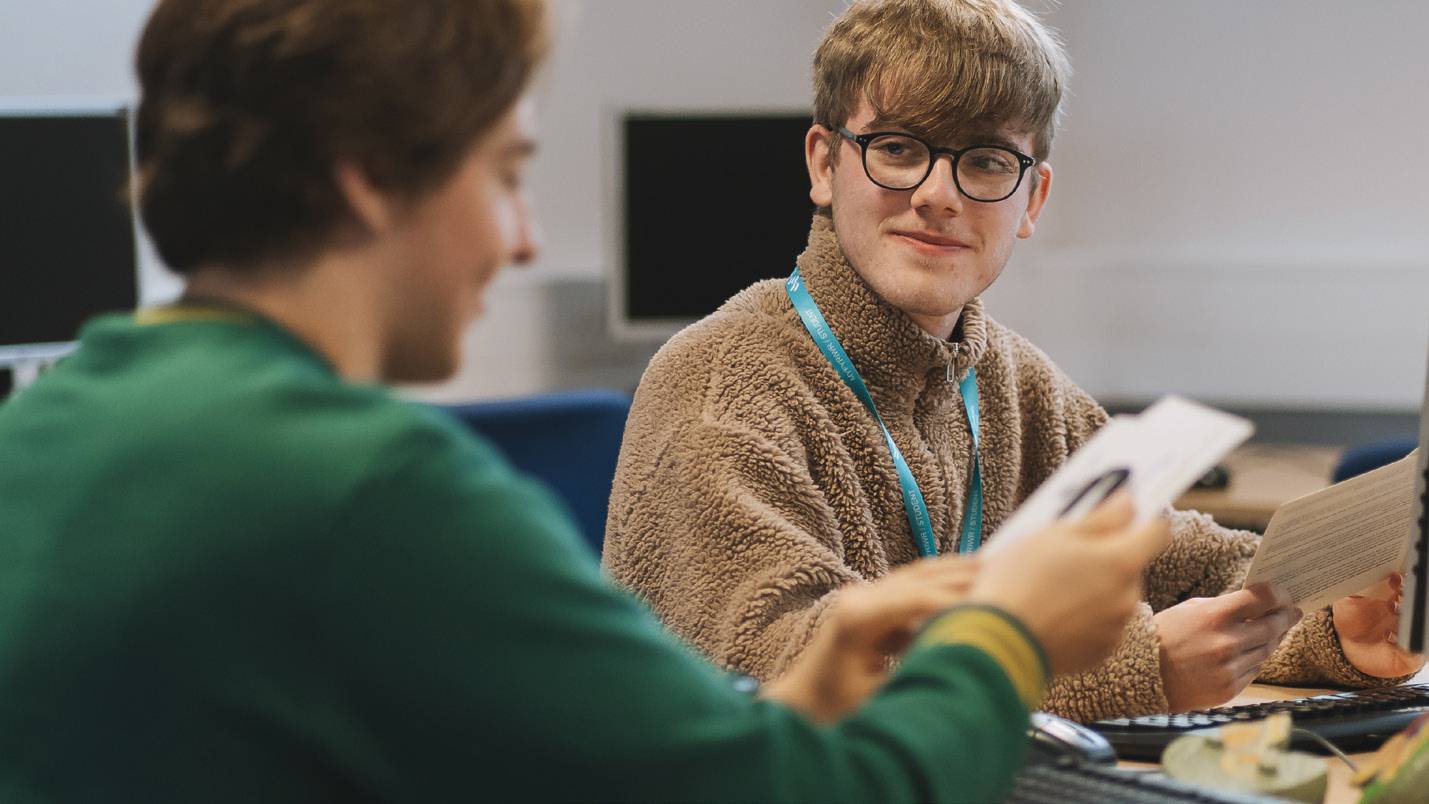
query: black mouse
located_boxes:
[1027,712,1117,766]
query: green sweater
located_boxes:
[0,312,1044,803]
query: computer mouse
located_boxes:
[1027,711,1118,766]
[1193,464,1231,490]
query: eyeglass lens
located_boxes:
[863,133,1023,201]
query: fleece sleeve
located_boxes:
[604,408,867,680]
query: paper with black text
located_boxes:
[1242,451,1419,612]
[981,396,1253,555]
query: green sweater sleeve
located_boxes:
[319,421,1037,802]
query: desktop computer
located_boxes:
[0,102,140,395]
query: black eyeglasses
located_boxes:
[836,127,1037,203]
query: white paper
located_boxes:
[1242,451,1419,611]
[982,396,1253,555]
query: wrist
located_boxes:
[915,603,1049,709]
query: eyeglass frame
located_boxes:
[834,126,1038,203]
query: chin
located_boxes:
[382,341,462,385]
[877,269,962,308]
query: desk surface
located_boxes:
[1122,665,1429,804]
[1174,444,1342,531]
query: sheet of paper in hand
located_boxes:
[1242,450,1419,612]
[981,396,1253,556]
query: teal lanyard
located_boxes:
[786,267,983,556]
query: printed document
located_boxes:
[1242,451,1419,611]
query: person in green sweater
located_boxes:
[0,1,1169,801]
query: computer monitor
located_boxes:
[1400,343,1429,653]
[0,101,140,367]
[607,111,815,339]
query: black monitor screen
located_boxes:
[0,110,139,351]
[622,114,814,323]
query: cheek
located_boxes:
[436,191,506,274]
[490,198,521,252]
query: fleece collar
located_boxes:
[790,212,989,412]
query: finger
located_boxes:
[1075,490,1135,533]
[1223,584,1293,620]
[1229,665,1262,698]
[849,586,975,637]
[1100,516,1172,567]
[1233,607,1300,654]
[906,554,979,579]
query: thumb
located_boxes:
[1075,490,1135,534]
[838,585,966,643]
[1101,516,1173,567]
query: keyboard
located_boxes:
[1091,684,1429,760]
[1009,758,1283,803]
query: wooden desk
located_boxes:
[1174,444,1342,531]
[1121,665,1429,804]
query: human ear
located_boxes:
[1017,162,1053,239]
[806,124,835,208]
[334,161,397,235]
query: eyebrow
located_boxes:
[503,139,538,158]
[966,132,1027,152]
[863,116,907,133]
[862,118,1028,153]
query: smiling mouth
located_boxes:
[890,231,971,252]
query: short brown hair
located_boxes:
[813,0,1069,161]
[134,0,548,274]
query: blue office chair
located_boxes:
[441,389,631,555]
[1332,436,1417,483]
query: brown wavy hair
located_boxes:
[133,0,549,274]
[813,0,1070,162]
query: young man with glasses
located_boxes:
[604,0,1422,722]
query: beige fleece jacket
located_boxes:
[604,213,1404,722]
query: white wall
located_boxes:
[993,0,1429,409]
[5,0,1426,407]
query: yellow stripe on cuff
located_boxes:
[916,606,1048,710]
[135,306,255,327]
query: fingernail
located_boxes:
[1394,601,1402,614]
[1388,632,1399,645]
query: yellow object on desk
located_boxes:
[1161,713,1329,803]
[1353,712,1429,804]
[1120,673,1429,804]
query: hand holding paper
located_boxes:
[982,396,1253,555]
[1331,571,1424,678]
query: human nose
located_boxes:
[510,193,540,267]
[909,153,965,215]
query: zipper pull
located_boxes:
[947,342,959,383]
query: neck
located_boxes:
[905,307,964,341]
[181,251,384,382]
